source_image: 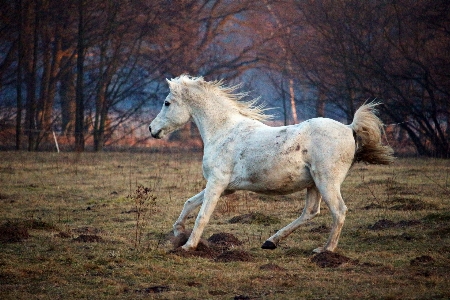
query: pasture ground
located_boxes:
[0,151,449,299]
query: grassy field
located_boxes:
[0,151,449,299]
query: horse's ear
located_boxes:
[166,78,175,90]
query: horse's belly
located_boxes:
[228,165,314,194]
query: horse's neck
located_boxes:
[190,98,245,144]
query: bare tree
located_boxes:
[282,0,449,156]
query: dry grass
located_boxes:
[0,151,449,299]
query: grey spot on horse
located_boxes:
[296,144,301,151]
[248,173,259,184]
[302,149,308,154]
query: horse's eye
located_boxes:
[164,101,171,107]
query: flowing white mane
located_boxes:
[168,75,270,122]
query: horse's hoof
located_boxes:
[261,241,277,250]
[181,244,194,251]
[173,225,186,237]
[313,247,324,253]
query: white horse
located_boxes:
[149,75,394,253]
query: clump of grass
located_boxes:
[127,185,157,250]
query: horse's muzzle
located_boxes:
[149,126,162,139]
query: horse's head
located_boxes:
[149,78,192,139]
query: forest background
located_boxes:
[0,0,449,157]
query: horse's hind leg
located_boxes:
[262,186,321,249]
[313,183,347,253]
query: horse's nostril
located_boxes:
[148,126,152,133]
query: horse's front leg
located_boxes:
[182,181,226,251]
[173,190,205,236]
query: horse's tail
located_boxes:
[349,102,395,165]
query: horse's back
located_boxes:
[222,117,355,193]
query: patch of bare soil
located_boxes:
[259,263,286,271]
[410,255,436,277]
[170,232,251,261]
[170,242,218,259]
[0,221,29,243]
[0,218,58,243]
[170,230,211,248]
[209,290,228,296]
[234,295,252,300]
[170,230,191,248]
[229,212,280,225]
[207,232,242,250]
[410,255,434,266]
[135,285,170,294]
[311,251,355,268]
[368,219,397,230]
[368,219,421,230]
[169,231,218,259]
[72,234,103,243]
[0,193,12,200]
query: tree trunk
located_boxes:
[60,59,76,138]
[36,23,51,149]
[93,82,107,151]
[15,0,23,150]
[75,0,85,152]
[23,1,39,151]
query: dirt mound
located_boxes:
[170,230,191,248]
[229,212,280,225]
[0,219,57,243]
[311,251,354,268]
[215,250,253,262]
[169,231,217,258]
[135,285,170,294]
[368,219,421,230]
[170,230,211,249]
[0,221,29,243]
[72,234,103,243]
[234,295,251,300]
[207,232,242,249]
[170,232,246,260]
[368,219,397,230]
[410,255,434,266]
[170,242,218,259]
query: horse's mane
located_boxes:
[168,75,271,122]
